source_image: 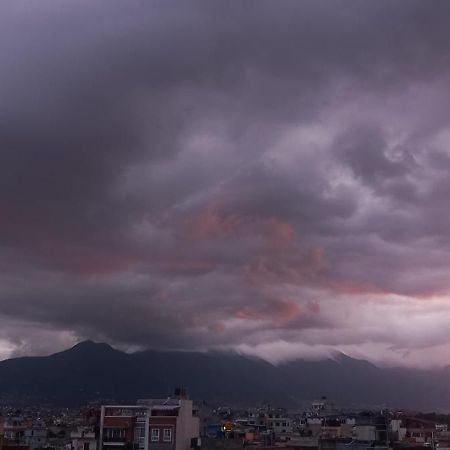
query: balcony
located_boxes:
[103,437,127,443]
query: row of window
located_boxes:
[151,428,172,443]
[104,429,126,440]
[272,422,289,427]
[103,427,173,444]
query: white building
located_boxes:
[267,416,292,439]
[354,425,376,441]
[70,427,97,450]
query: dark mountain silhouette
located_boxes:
[0,341,448,409]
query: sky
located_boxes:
[2,0,450,368]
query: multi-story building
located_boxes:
[23,419,47,450]
[70,427,97,450]
[100,405,146,450]
[0,421,4,450]
[100,391,199,450]
[401,417,436,445]
[266,412,292,440]
[247,410,266,430]
[311,398,334,417]
[3,416,28,446]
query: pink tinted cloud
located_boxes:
[271,298,301,325]
[263,218,296,249]
[31,239,142,275]
[307,300,320,314]
[183,208,245,240]
[326,279,388,296]
[242,246,328,287]
[183,204,296,247]
[233,298,300,326]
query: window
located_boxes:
[151,429,160,442]
[163,429,172,442]
[105,428,126,441]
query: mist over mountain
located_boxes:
[0,341,448,410]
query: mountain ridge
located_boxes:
[0,341,448,410]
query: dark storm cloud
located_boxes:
[336,126,409,184]
[2,0,450,366]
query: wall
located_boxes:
[175,400,199,450]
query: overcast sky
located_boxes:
[2,0,450,367]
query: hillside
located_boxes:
[0,341,447,409]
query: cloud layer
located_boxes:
[2,0,450,367]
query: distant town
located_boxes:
[1,389,448,450]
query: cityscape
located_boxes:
[1,391,450,450]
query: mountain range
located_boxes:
[0,341,448,410]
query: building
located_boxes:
[247,410,266,430]
[100,391,200,450]
[2,416,28,446]
[401,417,436,445]
[311,398,334,417]
[70,427,97,450]
[266,413,292,440]
[354,425,376,442]
[23,419,47,450]
[1,422,4,450]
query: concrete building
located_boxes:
[266,411,292,440]
[401,417,436,445]
[354,425,376,442]
[100,392,199,450]
[311,398,334,417]
[306,418,323,437]
[70,427,97,450]
[247,410,266,430]
[23,420,47,450]
[3,416,28,446]
[389,419,406,442]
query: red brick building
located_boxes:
[100,395,199,450]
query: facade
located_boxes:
[247,411,266,430]
[3,416,28,446]
[70,427,97,450]
[354,425,376,442]
[266,416,292,439]
[311,398,334,417]
[402,417,435,445]
[100,395,199,450]
[23,419,47,450]
[246,408,293,438]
